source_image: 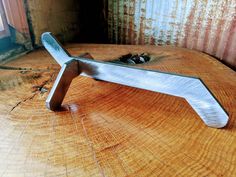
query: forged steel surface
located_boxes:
[41,32,228,128]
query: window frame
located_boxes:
[0,0,10,39]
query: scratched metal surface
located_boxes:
[108,0,236,68]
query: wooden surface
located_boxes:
[0,44,236,177]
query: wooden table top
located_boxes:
[0,44,235,177]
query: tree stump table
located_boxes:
[0,44,235,177]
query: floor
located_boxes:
[0,44,235,176]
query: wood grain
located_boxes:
[0,44,235,177]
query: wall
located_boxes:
[25,0,80,46]
[0,0,10,38]
[0,0,32,63]
[3,0,32,50]
[78,0,108,43]
[3,0,29,34]
[25,0,107,46]
[108,0,236,69]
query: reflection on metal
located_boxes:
[108,0,236,68]
[42,32,228,128]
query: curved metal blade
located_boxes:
[41,32,229,128]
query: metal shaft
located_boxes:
[42,32,229,128]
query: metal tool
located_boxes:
[41,32,229,128]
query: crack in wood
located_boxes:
[0,65,50,72]
[10,93,37,112]
[10,72,55,112]
[32,73,55,94]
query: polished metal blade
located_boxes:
[41,32,229,128]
